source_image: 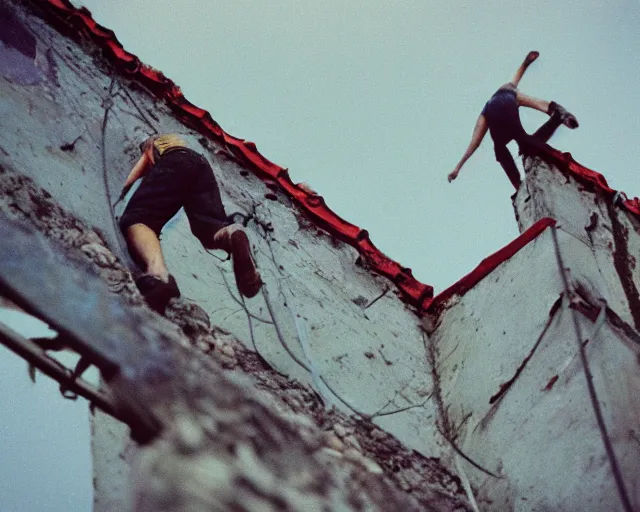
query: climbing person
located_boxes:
[117,133,262,313]
[448,51,579,190]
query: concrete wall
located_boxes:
[515,155,640,331]
[3,2,639,510]
[91,410,133,512]
[427,224,640,510]
[420,158,640,509]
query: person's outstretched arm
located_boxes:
[448,114,488,183]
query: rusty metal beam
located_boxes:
[0,320,120,418]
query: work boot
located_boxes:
[135,274,180,314]
[549,101,579,129]
[213,224,263,298]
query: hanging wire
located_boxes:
[551,226,633,512]
[100,79,131,265]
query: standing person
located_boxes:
[448,51,579,189]
[118,134,262,313]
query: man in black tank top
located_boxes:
[448,51,579,190]
[118,135,262,313]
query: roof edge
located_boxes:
[422,218,557,313]
[33,1,640,311]
[36,0,434,303]
[533,146,640,217]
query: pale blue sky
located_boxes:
[0,312,92,512]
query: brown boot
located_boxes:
[213,224,263,298]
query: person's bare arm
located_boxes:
[114,151,152,205]
[124,151,152,189]
[448,114,488,183]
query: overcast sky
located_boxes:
[78,0,639,292]
[2,2,639,511]
[0,312,92,512]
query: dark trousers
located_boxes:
[120,149,230,247]
[493,115,562,189]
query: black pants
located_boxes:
[483,84,562,189]
[493,115,562,189]
[120,149,230,248]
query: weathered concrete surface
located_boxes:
[0,1,440,455]
[426,224,640,510]
[418,157,640,510]
[0,166,471,511]
[515,155,640,332]
[91,411,133,512]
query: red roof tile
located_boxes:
[39,0,434,305]
[37,1,639,312]
[423,218,556,313]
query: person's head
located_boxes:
[139,135,156,155]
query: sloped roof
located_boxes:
[37,0,640,313]
[39,0,433,306]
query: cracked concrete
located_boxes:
[0,4,439,457]
[0,158,470,511]
[427,225,640,510]
[515,155,640,335]
[2,1,640,510]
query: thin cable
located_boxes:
[489,294,563,404]
[551,227,632,512]
[556,299,607,379]
[281,282,333,407]
[261,286,311,373]
[100,79,130,264]
[262,286,421,419]
[456,454,480,512]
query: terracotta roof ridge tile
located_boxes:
[37,1,640,312]
[38,0,433,305]
[423,218,557,313]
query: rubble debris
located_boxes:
[0,164,471,510]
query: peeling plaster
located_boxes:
[2,1,640,510]
[606,200,640,331]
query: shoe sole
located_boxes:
[563,114,579,129]
[231,231,262,298]
[553,106,579,129]
[137,275,181,314]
